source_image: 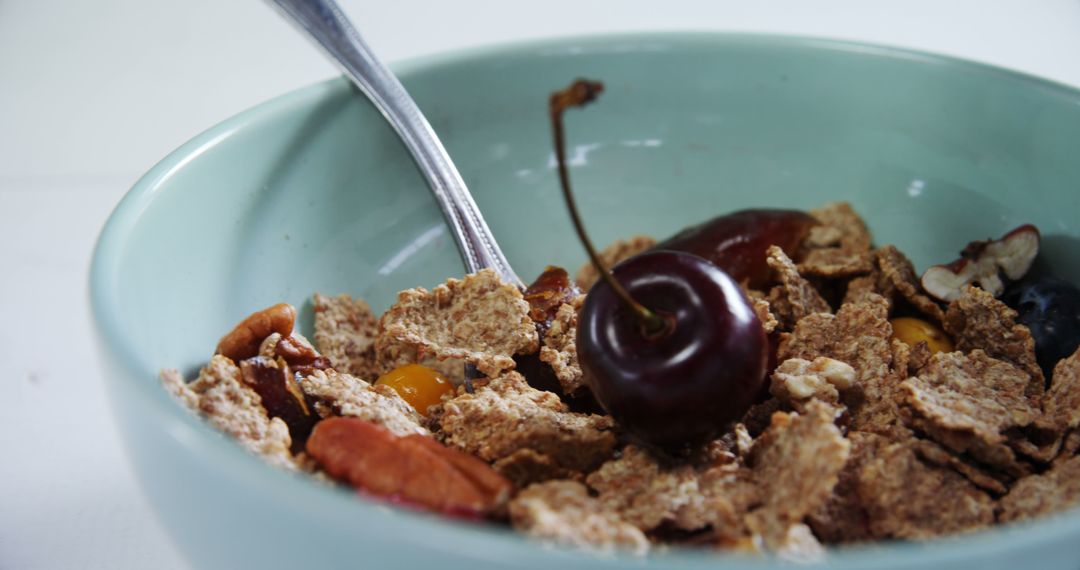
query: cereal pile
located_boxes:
[161,203,1080,559]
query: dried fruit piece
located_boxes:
[216,303,296,361]
[239,356,315,452]
[890,317,953,354]
[655,209,818,287]
[375,340,467,385]
[375,364,453,417]
[509,480,648,555]
[306,417,511,516]
[1003,276,1080,376]
[523,266,581,333]
[377,269,538,377]
[299,368,428,437]
[921,224,1040,302]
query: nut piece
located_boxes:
[306,417,512,516]
[921,224,1040,302]
[216,303,297,361]
[770,357,856,413]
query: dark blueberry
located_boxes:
[1002,276,1080,376]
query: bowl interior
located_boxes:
[92,33,1080,569]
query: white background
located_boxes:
[3,1,1080,568]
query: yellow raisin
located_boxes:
[375,364,453,417]
[891,317,954,354]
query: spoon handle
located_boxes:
[269,0,523,287]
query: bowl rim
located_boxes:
[89,31,1080,568]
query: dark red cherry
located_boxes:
[654,209,817,288]
[577,250,768,448]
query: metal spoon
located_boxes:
[268,0,523,287]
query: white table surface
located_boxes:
[3,1,1080,568]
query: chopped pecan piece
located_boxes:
[216,303,296,361]
[307,417,511,517]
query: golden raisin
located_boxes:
[376,364,453,417]
[891,317,954,354]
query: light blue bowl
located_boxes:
[90,33,1080,569]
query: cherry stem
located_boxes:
[549,79,669,338]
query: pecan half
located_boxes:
[307,417,512,516]
[274,334,332,377]
[216,303,296,361]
